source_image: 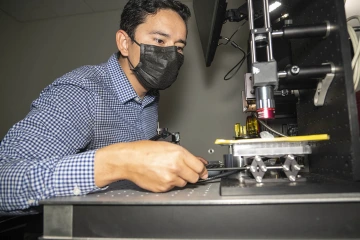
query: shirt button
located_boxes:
[73,186,81,195]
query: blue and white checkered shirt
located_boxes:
[0,54,159,212]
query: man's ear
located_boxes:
[116,30,130,57]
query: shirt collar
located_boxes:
[106,54,158,105]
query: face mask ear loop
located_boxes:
[127,57,136,71]
[127,37,141,71]
[131,38,141,47]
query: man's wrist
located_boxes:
[94,143,132,187]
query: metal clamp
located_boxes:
[249,156,267,182]
[314,63,335,106]
[283,155,301,182]
[151,127,180,144]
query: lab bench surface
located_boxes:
[40,179,360,240]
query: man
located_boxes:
[0,0,208,212]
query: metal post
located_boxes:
[248,0,257,63]
[263,0,274,60]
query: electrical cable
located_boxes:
[197,170,240,183]
[223,43,247,80]
[217,21,248,81]
[347,16,360,90]
[218,20,247,47]
[253,113,288,137]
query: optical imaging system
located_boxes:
[40,0,360,239]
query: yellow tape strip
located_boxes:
[215,134,330,145]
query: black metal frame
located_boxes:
[71,203,360,239]
[286,0,360,181]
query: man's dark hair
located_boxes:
[118,0,191,58]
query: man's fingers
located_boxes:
[197,156,208,165]
[174,177,188,188]
[182,151,207,174]
[196,157,209,179]
[199,166,208,179]
[180,150,209,180]
[177,163,201,183]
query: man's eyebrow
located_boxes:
[149,30,187,46]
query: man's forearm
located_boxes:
[0,151,102,212]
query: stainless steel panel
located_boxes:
[43,205,73,239]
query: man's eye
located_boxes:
[154,38,164,44]
[177,46,184,53]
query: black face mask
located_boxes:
[128,39,184,90]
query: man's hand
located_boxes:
[94,140,208,192]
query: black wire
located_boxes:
[197,170,240,183]
[223,43,247,81]
[223,57,245,81]
[218,20,247,46]
[216,21,248,81]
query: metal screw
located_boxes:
[291,66,300,75]
[283,165,290,171]
[289,175,296,182]
[293,164,301,171]
[281,89,289,96]
[208,149,215,154]
[250,166,256,173]
[287,155,295,160]
[255,176,263,182]
[174,133,180,142]
[260,165,267,172]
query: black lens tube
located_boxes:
[272,22,331,39]
[278,64,333,90]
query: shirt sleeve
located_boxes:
[0,81,104,212]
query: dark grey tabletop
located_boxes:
[40,180,360,206]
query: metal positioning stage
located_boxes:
[232,141,310,183]
[217,136,333,195]
[218,137,360,197]
[40,180,360,240]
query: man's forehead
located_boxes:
[136,9,187,39]
[143,9,185,29]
